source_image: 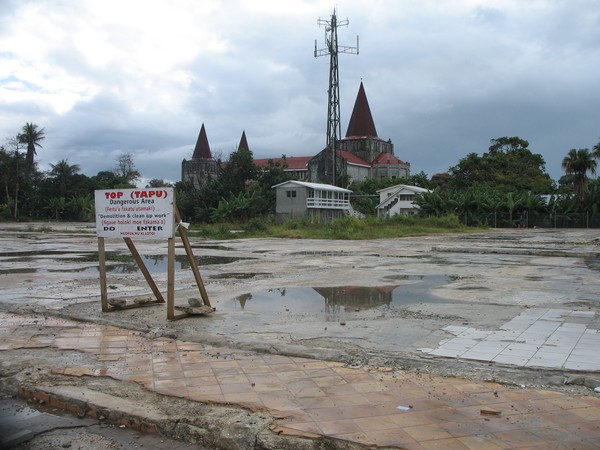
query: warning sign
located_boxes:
[95,188,174,239]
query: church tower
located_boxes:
[181,123,219,189]
[308,81,408,184]
[338,81,394,161]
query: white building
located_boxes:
[272,180,353,223]
[376,184,429,218]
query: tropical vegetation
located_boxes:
[2,124,600,231]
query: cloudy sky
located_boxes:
[1,0,599,185]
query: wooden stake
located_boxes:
[98,237,109,312]
[123,238,165,303]
[175,207,211,307]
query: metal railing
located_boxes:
[306,197,350,209]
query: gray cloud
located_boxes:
[1,0,598,184]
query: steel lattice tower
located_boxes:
[315,9,358,185]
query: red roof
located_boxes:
[254,156,311,171]
[345,82,378,138]
[192,123,212,160]
[339,150,370,166]
[372,152,408,165]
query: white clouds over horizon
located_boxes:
[0,0,598,183]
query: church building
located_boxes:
[308,82,410,183]
[181,82,410,188]
[181,123,219,190]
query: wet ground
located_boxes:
[0,223,599,447]
[1,224,599,382]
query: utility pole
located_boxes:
[315,9,358,185]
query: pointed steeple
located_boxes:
[345,82,378,138]
[238,130,250,152]
[192,123,212,160]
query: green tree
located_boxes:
[561,148,597,201]
[18,123,45,171]
[0,135,42,219]
[49,159,80,196]
[449,137,552,193]
[255,157,293,215]
[503,192,522,226]
[113,153,140,187]
[430,172,451,190]
[90,170,127,190]
[45,196,66,220]
[406,171,432,189]
[219,147,257,196]
[145,179,173,188]
[67,193,94,221]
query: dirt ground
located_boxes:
[1,222,599,393]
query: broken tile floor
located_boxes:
[1,311,599,449]
[421,308,600,371]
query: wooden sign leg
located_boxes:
[98,237,109,312]
[175,207,211,307]
[123,238,165,303]
[167,236,176,320]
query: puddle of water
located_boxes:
[0,253,252,275]
[585,256,600,271]
[229,276,452,317]
[190,244,233,251]
[290,251,348,257]
[210,273,260,280]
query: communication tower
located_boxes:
[314,9,359,185]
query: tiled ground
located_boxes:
[421,308,600,371]
[1,311,599,449]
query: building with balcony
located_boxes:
[376,184,429,218]
[272,180,352,223]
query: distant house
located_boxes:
[376,184,429,218]
[272,180,352,223]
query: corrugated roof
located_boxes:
[376,184,429,194]
[272,180,352,193]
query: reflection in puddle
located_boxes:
[209,273,260,280]
[230,276,452,320]
[585,256,600,272]
[0,252,252,275]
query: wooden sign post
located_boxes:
[94,188,211,319]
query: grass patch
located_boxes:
[186,214,482,240]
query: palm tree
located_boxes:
[593,139,600,159]
[49,159,80,196]
[18,123,45,171]
[561,148,597,201]
[503,192,522,227]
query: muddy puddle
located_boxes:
[0,251,253,275]
[228,275,453,317]
[585,256,600,271]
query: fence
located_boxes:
[470,211,600,228]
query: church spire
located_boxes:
[238,130,250,152]
[345,82,378,138]
[192,123,212,160]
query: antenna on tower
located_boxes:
[314,8,359,185]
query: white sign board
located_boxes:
[95,188,174,239]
